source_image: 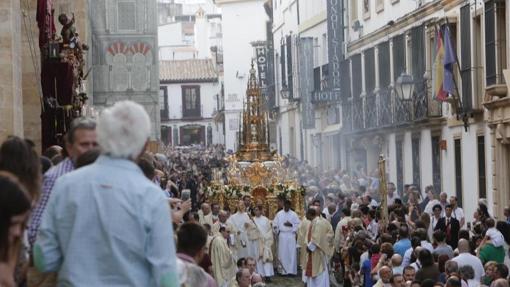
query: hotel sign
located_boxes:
[320,0,344,104]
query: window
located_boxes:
[412,135,421,187]
[286,35,294,98]
[473,14,484,108]
[352,54,362,98]
[280,41,286,88]
[454,138,463,207]
[378,41,390,89]
[392,34,406,82]
[340,59,351,100]
[364,48,375,94]
[161,126,171,146]
[485,0,507,86]
[159,87,169,120]
[411,25,425,87]
[117,1,136,31]
[313,37,319,68]
[314,67,321,91]
[182,86,201,118]
[396,137,404,195]
[350,0,358,23]
[460,4,473,111]
[431,135,442,193]
[478,135,487,199]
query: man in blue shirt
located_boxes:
[34,101,179,287]
[393,226,412,257]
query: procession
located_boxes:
[3,0,510,286]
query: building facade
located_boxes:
[269,0,510,221]
[160,59,222,146]
[89,0,160,138]
[338,0,509,221]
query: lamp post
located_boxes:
[395,72,415,101]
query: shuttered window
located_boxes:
[485,0,496,86]
[460,4,472,110]
[364,48,375,94]
[378,41,390,88]
[286,35,293,98]
[352,54,362,98]
[392,34,406,82]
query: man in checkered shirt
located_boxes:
[27,117,97,249]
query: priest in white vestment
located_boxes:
[273,200,301,275]
[212,211,238,256]
[252,206,274,279]
[210,225,237,287]
[199,203,214,227]
[303,207,334,287]
[227,201,253,260]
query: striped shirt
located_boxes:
[27,158,74,249]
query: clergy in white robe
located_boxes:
[212,211,238,256]
[252,206,274,278]
[273,200,301,275]
[210,226,237,287]
[303,208,335,287]
[297,216,311,281]
[198,203,214,227]
[226,201,253,260]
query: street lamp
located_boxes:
[395,72,415,101]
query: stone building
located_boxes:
[90,0,160,138]
[1,0,88,150]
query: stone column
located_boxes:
[21,0,42,149]
[0,0,24,141]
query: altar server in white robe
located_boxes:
[303,207,334,287]
[227,200,253,259]
[252,206,275,279]
[273,199,301,275]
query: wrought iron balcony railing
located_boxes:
[343,80,442,133]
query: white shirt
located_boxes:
[421,241,434,252]
[452,252,485,282]
[367,220,379,240]
[402,247,413,267]
[451,207,465,223]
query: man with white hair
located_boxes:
[34,101,179,287]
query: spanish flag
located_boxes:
[432,28,448,101]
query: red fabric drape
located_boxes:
[36,0,55,48]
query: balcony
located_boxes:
[343,80,442,133]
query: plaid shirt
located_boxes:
[28,158,74,249]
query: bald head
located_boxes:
[201,203,211,215]
[218,210,228,223]
[458,239,470,253]
[391,254,403,267]
[328,203,337,214]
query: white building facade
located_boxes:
[160,59,222,146]
[269,0,510,221]
[215,0,268,151]
[338,0,509,222]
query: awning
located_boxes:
[321,123,342,135]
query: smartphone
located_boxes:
[181,189,191,201]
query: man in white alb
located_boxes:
[273,200,301,275]
[227,200,253,259]
[252,206,274,280]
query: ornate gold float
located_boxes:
[205,63,304,218]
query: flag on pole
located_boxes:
[432,27,448,101]
[443,25,457,96]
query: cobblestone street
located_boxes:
[266,275,304,287]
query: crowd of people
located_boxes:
[2,100,510,287]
